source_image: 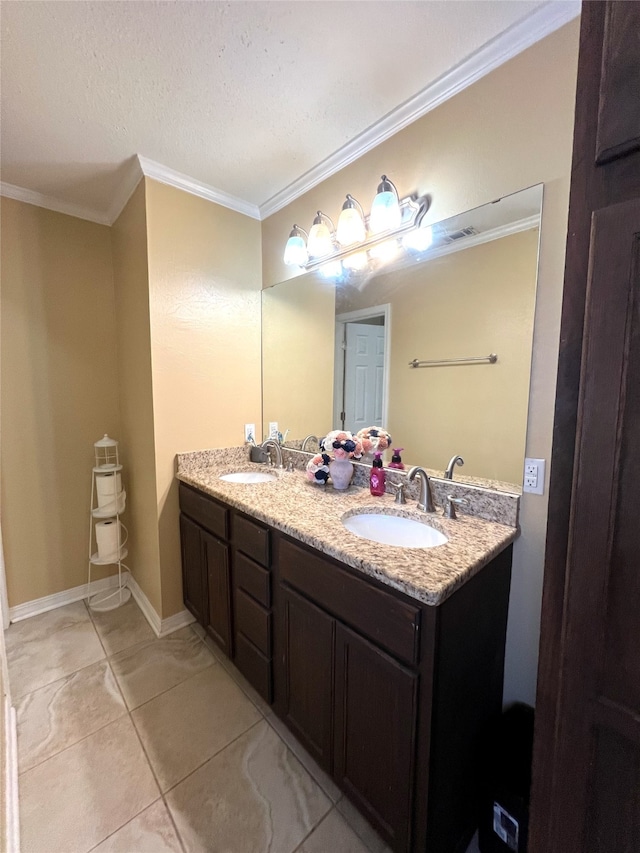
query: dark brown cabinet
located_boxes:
[334,623,418,852]
[179,481,513,853]
[279,586,334,771]
[179,513,207,625]
[179,484,232,656]
[202,529,232,656]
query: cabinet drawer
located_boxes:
[235,551,271,607]
[233,514,270,567]
[235,588,271,656]
[179,483,228,540]
[234,633,273,704]
[279,538,421,666]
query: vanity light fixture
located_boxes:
[282,173,430,274]
[336,195,367,246]
[307,211,335,258]
[283,224,309,267]
[369,175,401,234]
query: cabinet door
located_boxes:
[278,587,334,772]
[180,513,206,625]
[202,529,232,657]
[334,623,418,852]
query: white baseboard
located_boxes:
[8,572,130,623]
[158,608,195,638]
[126,573,194,638]
[4,699,19,853]
[8,570,194,640]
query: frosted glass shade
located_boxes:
[369,190,401,234]
[307,221,333,257]
[283,230,308,266]
[336,207,366,246]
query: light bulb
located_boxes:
[402,224,433,252]
[343,250,368,271]
[369,239,399,261]
[319,260,343,278]
[283,226,308,266]
[336,195,366,246]
[307,212,333,257]
[369,175,401,234]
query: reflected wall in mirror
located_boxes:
[262,184,543,490]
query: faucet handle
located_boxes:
[444,495,468,520]
[389,482,407,505]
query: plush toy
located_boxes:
[305,430,363,484]
[356,427,392,459]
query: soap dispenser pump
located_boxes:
[389,448,405,470]
[370,452,386,496]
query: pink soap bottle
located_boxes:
[370,452,386,496]
[389,448,405,470]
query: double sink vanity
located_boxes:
[176,445,518,853]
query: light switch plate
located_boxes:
[244,423,256,443]
[269,421,279,439]
[523,457,545,494]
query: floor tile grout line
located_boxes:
[119,653,217,714]
[96,643,185,853]
[161,716,265,798]
[83,797,169,853]
[17,699,129,778]
[290,804,336,853]
[263,714,342,805]
[11,650,113,709]
[160,792,189,853]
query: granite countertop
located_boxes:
[176,453,518,607]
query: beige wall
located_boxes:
[1,198,121,606]
[111,182,163,614]
[262,21,581,705]
[262,275,335,442]
[145,179,262,618]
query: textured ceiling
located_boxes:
[2,1,558,218]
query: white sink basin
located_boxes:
[219,471,277,484]
[342,512,448,548]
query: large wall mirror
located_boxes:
[262,184,543,491]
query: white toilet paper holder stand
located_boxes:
[87,434,131,611]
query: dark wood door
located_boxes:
[202,529,232,656]
[334,623,418,853]
[531,3,640,850]
[179,513,206,625]
[277,586,334,772]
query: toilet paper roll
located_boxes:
[96,472,122,505]
[95,519,126,562]
[97,490,126,515]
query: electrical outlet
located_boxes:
[269,421,279,439]
[523,457,545,494]
[244,423,256,443]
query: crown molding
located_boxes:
[138,155,261,220]
[106,156,144,224]
[424,213,541,262]
[0,181,111,225]
[258,0,581,219]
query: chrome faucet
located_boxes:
[407,466,436,513]
[444,455,464,480]
[260,438,283,469]
[301,434,319,452]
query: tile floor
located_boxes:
[6,597,482,853]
